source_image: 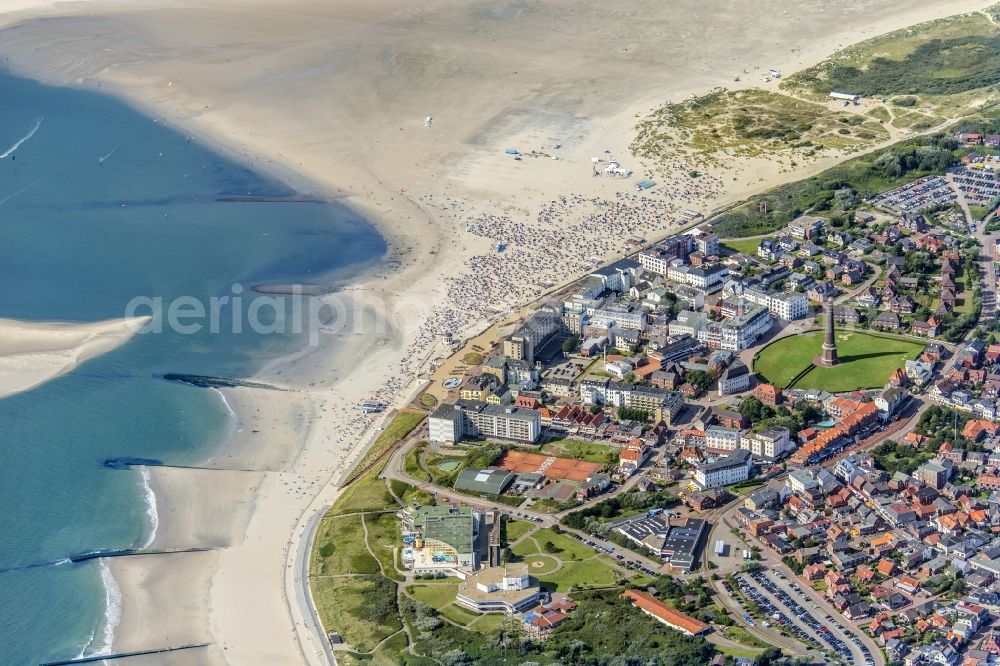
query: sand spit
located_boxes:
[0,316,150,400]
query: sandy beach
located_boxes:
[0,315,149,399]
[0,0,994,663]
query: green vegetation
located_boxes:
[562,489,679,531]
[408,582,459,609]
[327,467,396,517]
[418,393,437,408]
[403,443,432,483]
[871,439,934,475]
[463,351,484,365]
[970,204,993,221]
[540,438,617,465]
[309,460,421,651]
[784,10,1000,100]
[311,575,401,653]
[724,625,770,649]
[397,588,718,666]
[753,330,925,391]
[515,528,594,561]
[712,132,957,237]
[632,88,887,162]
[723,236,769,255]
[544,559,620,592]
[345,410,425,484]
[503,518,534,543]
[311,515,379,575]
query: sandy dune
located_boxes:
[0,316,149,399]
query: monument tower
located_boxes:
[814,297,839,367]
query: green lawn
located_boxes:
[403,444,431,482]
[529,528,594,560]
[540,558,620,592]
[724,626,770,649]
[723,237,768,256]
[753,329,925,391]
[504,519,535,543]
[438,603,480,626]
[408,583,459,610]
[522,554,560,574]
[540,438,617,464]
[469,613,507,633]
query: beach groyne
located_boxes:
[40,642,210,665]
[159,373,285,391]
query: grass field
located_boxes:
[469,614,507,633]
[527,528,594,560]
[539,438,617,464]
[543,559,620,592]
[363,512,406,582]
[438,603,480,626]
[782,9,1000,110]
[724,626,770,649]
[522,554,560,574]
[722,237,768,256]
[504,519,534,543]
[753,329,925,391]
[327,467,396,517]
[408,583,459,610]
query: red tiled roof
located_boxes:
[620,590,709,635]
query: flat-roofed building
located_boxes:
[402,505,480,571]
[456,564,540,613]
[429,400,541,443]
[503,303,563,364]
[615,514,708,571]
[742,427,792,460]
[706,425,741,452]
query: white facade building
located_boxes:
[693,449,753,489]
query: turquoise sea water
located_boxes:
[0,72,385,663]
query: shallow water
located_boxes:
[0,71,384,663]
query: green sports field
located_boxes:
[753,330,924,392]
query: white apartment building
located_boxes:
[742,287,809,321]
[693,449,753,489]
[669,310,707,338]
[705,426,741,452]
[702,305,771,351]
[742,427,792,460]
[667,264,728,290]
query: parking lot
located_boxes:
[566,530,663,577]
[952,168,1000,205]
[870,175,957,213]
[725,570,874,666]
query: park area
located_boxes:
[753,329,925,392]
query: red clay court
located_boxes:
[498,449,602,482]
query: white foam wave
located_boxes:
[98,145,117,163]
[78,559,122,658]
[0,117,43,159]
[139,466,160,549]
